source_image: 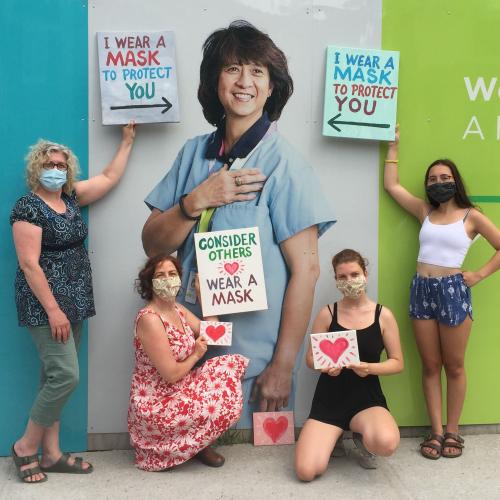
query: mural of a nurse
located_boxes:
[142,20,335,427]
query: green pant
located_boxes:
[28,322,82,428]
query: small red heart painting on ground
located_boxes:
[224,262,239,275]
[205,325,226,342]
[319,338,349,364]
[263,416,288,443]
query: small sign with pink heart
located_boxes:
[310,330,360,369]
[194,227,268,316]
[253,411,295,446]
[200,321,232,346]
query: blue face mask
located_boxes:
[39,169,67,192]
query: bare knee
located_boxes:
[295,460,326,482]
[422,360,442,378]
[364,432,399,457]
[443,361,465,379]
[377,433,399,457]
[295,466,325,482]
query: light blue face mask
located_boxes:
[39,169,67,192]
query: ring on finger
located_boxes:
[235,176,243,187]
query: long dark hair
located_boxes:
[198,20,294,127]
[424,159,475,209]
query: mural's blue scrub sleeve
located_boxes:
[145,126,336,427]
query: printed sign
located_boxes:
[310,330,360,369]
[253,411,295,446]
[200,321,232,346]
[97,31,180,125]
[194,227,268,316]
[323,46,399,140]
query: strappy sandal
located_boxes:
[442,432,464,458]
[11,445,48,484]
[420,433,444,460]
[40,453,93,474]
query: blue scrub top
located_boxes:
[145,127,336,381]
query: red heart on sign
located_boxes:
[224,262,239,275]
[319,338,349,364]
[205,325,226,342]
[263,416,289,443]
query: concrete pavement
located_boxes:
[1,435,500,499]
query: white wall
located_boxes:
[88,0,382,433]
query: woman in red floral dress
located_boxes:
[128,254,248,471]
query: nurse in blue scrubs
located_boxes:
[142,20,335,427]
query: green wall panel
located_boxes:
[380,0,500,425]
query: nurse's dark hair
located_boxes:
[332,249,368,277]
[424,159,475,209]
[198,20,294,127]
[135,253,182,301]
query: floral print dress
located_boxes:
[128,306,248,471]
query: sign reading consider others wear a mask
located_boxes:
[194,227,268,316]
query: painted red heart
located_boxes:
[224,262,239,275]
[319,338,349,364]
[205,325,226,342]
[263,416,289,443]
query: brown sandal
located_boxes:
[442,432,464,458]
[11,445,48,484]
[420,433,444,460]
[40,453,93,473]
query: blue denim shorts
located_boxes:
[409,273,473,326]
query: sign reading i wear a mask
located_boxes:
[97,31,180,125]
[322,46,399,141]
[194,227,268,316]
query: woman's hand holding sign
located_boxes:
[321,366,343,377]
[347,362,371,378]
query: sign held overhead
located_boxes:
[323,46,399,141]
[97,31,180,125]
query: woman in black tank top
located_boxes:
[295,249,404,482]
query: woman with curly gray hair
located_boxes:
[10,122,136,483]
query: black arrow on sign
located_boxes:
[327,113,390,132]
[110,97,172,114]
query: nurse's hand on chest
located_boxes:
[186,165,266,214]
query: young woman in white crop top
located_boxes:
[384,127,500,460]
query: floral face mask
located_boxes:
[335,275,367,299]
[152,276,181,300]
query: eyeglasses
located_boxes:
[428,174,453,183]
[43,161,68,171]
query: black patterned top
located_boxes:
[10,191,95,327]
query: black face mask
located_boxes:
[426,182,457,204]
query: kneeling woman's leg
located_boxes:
[295,419,343,482]
[349,407,399,457]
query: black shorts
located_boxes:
[309,401,388,431]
